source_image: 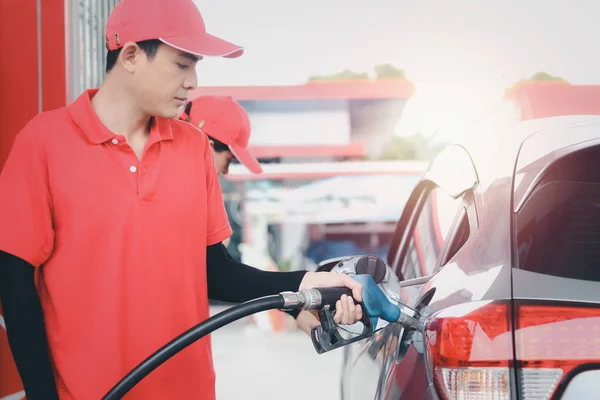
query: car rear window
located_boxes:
[516,145,600,282]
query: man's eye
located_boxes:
[177,63,189,69]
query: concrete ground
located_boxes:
[210,306,343,400]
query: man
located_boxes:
[0,1,362,399]
[180,96,252,251]
[180,96,323,335]
[180,96,256,251]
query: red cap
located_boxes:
[105,0,243,59]
[180,96,262,174]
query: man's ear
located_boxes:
[120,42,142,73]
[208,139,215,148]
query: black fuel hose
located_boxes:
[102,295,285,400]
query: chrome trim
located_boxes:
[299,289,323,310]
[280,292,304,309]
[399,276,432,288]
[512,269,600,305]
[69,0,119,99]
[397,313,424,332]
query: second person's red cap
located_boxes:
[181,96,262,174]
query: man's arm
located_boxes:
[206,243,306,306]
[210,244,302,318]
[0,251,59,400]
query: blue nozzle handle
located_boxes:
[352,274,400,323]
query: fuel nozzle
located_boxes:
[351,274,424,331]
[279,255,425,354]
[397,311,425,332]
[304,273,424,354]
[281,254,393,313]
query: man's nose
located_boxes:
[184,70,198,90]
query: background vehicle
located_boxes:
[339,115,600,400]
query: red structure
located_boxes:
[192,80,415,100]
[190,80,416,161]
[505,82,600,120]
[0,0,68,172]
[0,2,69,398]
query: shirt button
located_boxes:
[130,166,137,173]
[111,138,119,145]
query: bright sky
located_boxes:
[193,0,600,141]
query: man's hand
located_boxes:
[295,310,320,335]
[298,271,363,326]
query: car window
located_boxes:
[399,187,464,279]
[516,145,600,283]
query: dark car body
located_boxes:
[338,114,600,400]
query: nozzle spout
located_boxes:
[397,312,425,332]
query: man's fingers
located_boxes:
[352,287,362,303]
[332,297,363,326]
[341,295,350,325]
[356,304,363,321]
[296,310,321,336]
[305,312,320,330]
[333,300,343,324]
[340,294,359,325]
[339,275,362,302]
[346,295,355,324]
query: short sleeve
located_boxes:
[0,121,55,267]
[204,142,232,246]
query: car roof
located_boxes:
[515,116,600,171]
[445,110,600,194]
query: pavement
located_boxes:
[210,305,343,400]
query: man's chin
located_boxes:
[154,108,180,120]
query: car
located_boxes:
[333,114,600,400]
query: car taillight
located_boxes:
[425,301,600,400]
[425,301,513,400]
[515,303,600,399]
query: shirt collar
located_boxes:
[69,88,174,144]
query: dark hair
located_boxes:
[106,39,162,73]
[208,136,230,153]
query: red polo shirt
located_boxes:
[0,89,232,399]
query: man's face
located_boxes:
[129,44,200,119]
[211,146,236,175]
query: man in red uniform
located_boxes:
[0,1,362,399]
